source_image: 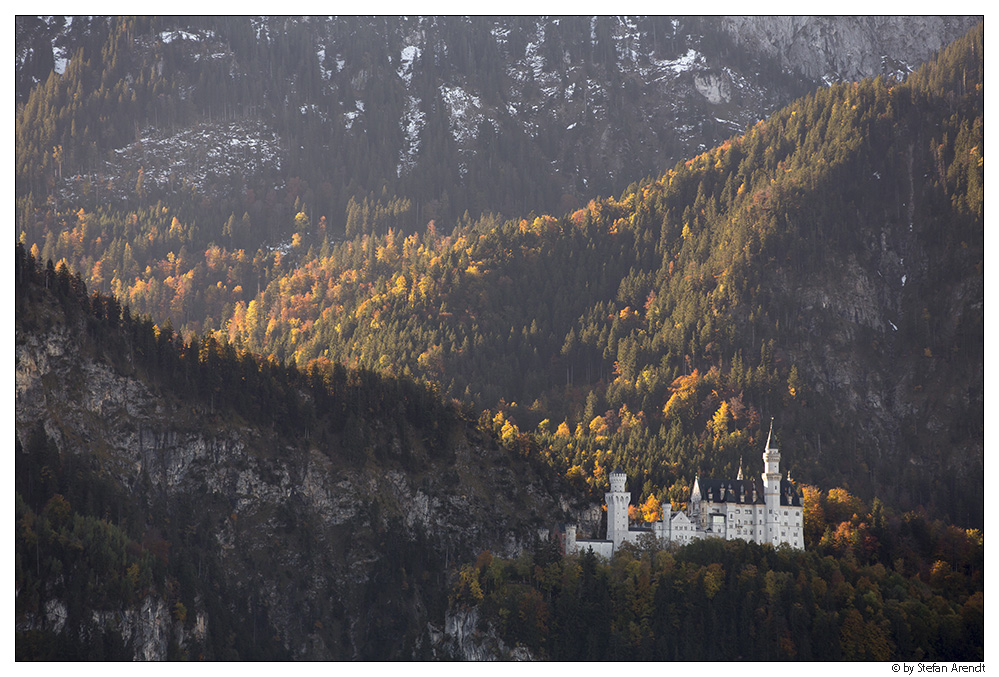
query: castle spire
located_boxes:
[762,417,782,545]
[736,456,744,480]
[763,418,780,466]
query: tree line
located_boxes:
[451,483,983,660]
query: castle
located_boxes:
[566,422,804,556]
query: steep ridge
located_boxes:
[212,24,983,527]
[13,18,984,660]
[16,16,979,229]
[718,16,979,82]
[14,257,574,659]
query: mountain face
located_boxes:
[14,15,983,523]
[15,17,983,661]
[15,267,572,659]
[16,16,978,225]
[717,16,978,82]
[174,23,979,528]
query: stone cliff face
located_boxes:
[766,120,983,528]
[21,16,979,226]
[15,305,571,659]
[16,594,177,660]
[441,608,534,661]
[14,18,982,658]
[718,16,980,82]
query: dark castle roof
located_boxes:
[695,477,802,507]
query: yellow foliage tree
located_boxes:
[710,400,732,439]
[640,494,662,523]
[800,484,826,545]
[589,415,610,437]
[565,465,585,483]
[825,487,866,523]
[500,419,520,448]
[663,369,703,423]
[451,563,483,606]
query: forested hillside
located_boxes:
[14,246,983,660]
[451,511,983,661]
[145,23,984,527]
[15,16,820,227]
[16,18,983,524]
[15,249,576,659]
[15,16,983,660]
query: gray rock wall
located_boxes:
[718,16,980,82]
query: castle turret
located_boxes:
[609,467,627,493]
[654,500,672,542]
[565,525,577,555]
[606,467,630,549]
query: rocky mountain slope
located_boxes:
[717,16,978,82]
[14,18,983,660]
[15,270,573,659]
[17,16,979,227]
[194,23,981,529]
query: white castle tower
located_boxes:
[605,467,630,549]
[762,418,782,545]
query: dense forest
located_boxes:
[15,16,983,660]
[16,20,983,530]
[453,501,983,661]
[15,247,571,659]
[14,244,983,661]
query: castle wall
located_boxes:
[573,539,614,559]
[698,501,804,548]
